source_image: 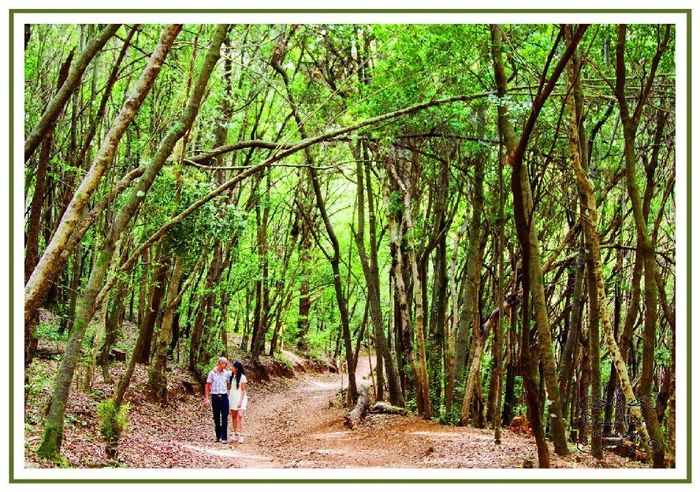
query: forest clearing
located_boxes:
[19,22,677,471]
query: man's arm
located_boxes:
[203,375,212,405]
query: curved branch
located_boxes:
[117,91,494,277]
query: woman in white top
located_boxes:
[228,360,248,443]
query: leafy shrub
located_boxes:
[405,397,417,413]
[36,320,67,341]
[436,404,461,426]
[25,363,55,396]
[274,352,294,370]
[97,399,129,444]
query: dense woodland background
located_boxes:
[22,23,676,468]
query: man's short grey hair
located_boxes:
[217,357,228,364]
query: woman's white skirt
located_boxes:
[229,388,248,410]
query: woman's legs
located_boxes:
[230,412,239,436]
[238,411,245,442]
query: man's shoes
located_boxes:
[221,439,228,444]
[215,438,221,443]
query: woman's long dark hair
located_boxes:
[232,360,245,389]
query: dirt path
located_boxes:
[140,354,377,468]
[115,355,638,469]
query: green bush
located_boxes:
[436,404,461,426]
[405,397,417,413]
[97,399,129,444]
[36,320,67,341]
[25,363,55,396]
[274,352,293,370]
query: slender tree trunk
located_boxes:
[353,143,402,406]
[460,321,489,425]
[562,28,654,462]
[191,244,223,370]
[564,32,605,457]
[454,157,484,395]
[521,269,550,468]
[295,179,313,352]
[446,210,468,416]
[604,236,625,434]
[148,256,184,402]
[134,251,170,364]
[59,242,82,335]
[493,140,506,443]
[366,149,402,404]
[84,239,129,390]
[614,24,670,467]
[385,157,431,419]
[270,39,357,402]
[560,239,585,420]
[99,278,127,382]
[309,167,358,404]
[586,261,603,458]
[385,189,427,417]
[25,49,74,284]
[250,179,270,359]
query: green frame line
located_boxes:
[8,8,692,484]
[5,8,696,13]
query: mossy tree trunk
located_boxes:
[614,24,670,468]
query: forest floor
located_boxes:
[24,315,641,469]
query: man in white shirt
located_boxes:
[204,357,232,444]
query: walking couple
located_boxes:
[203,357,248,445]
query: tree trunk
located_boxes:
[454,156,484,397]
[148,256,184,402]
[493,140,507,444]
[586,262,603,458]
[562,27,654,462]
[560,239,585,420]
[137,248,149,329]
[25,49,74,285]
[446,209,468,417]
[520,269,550,468]
[59,242,82,335]
[270,39,357,402]
[99,278,127,382]
[614,24,670,467]
[353,143,403,406]
[134,251,170,364]
[191,244,223,371]
[295,178,313,352]
[385,157,431,419]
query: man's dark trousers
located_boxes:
[211,394,229,441]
